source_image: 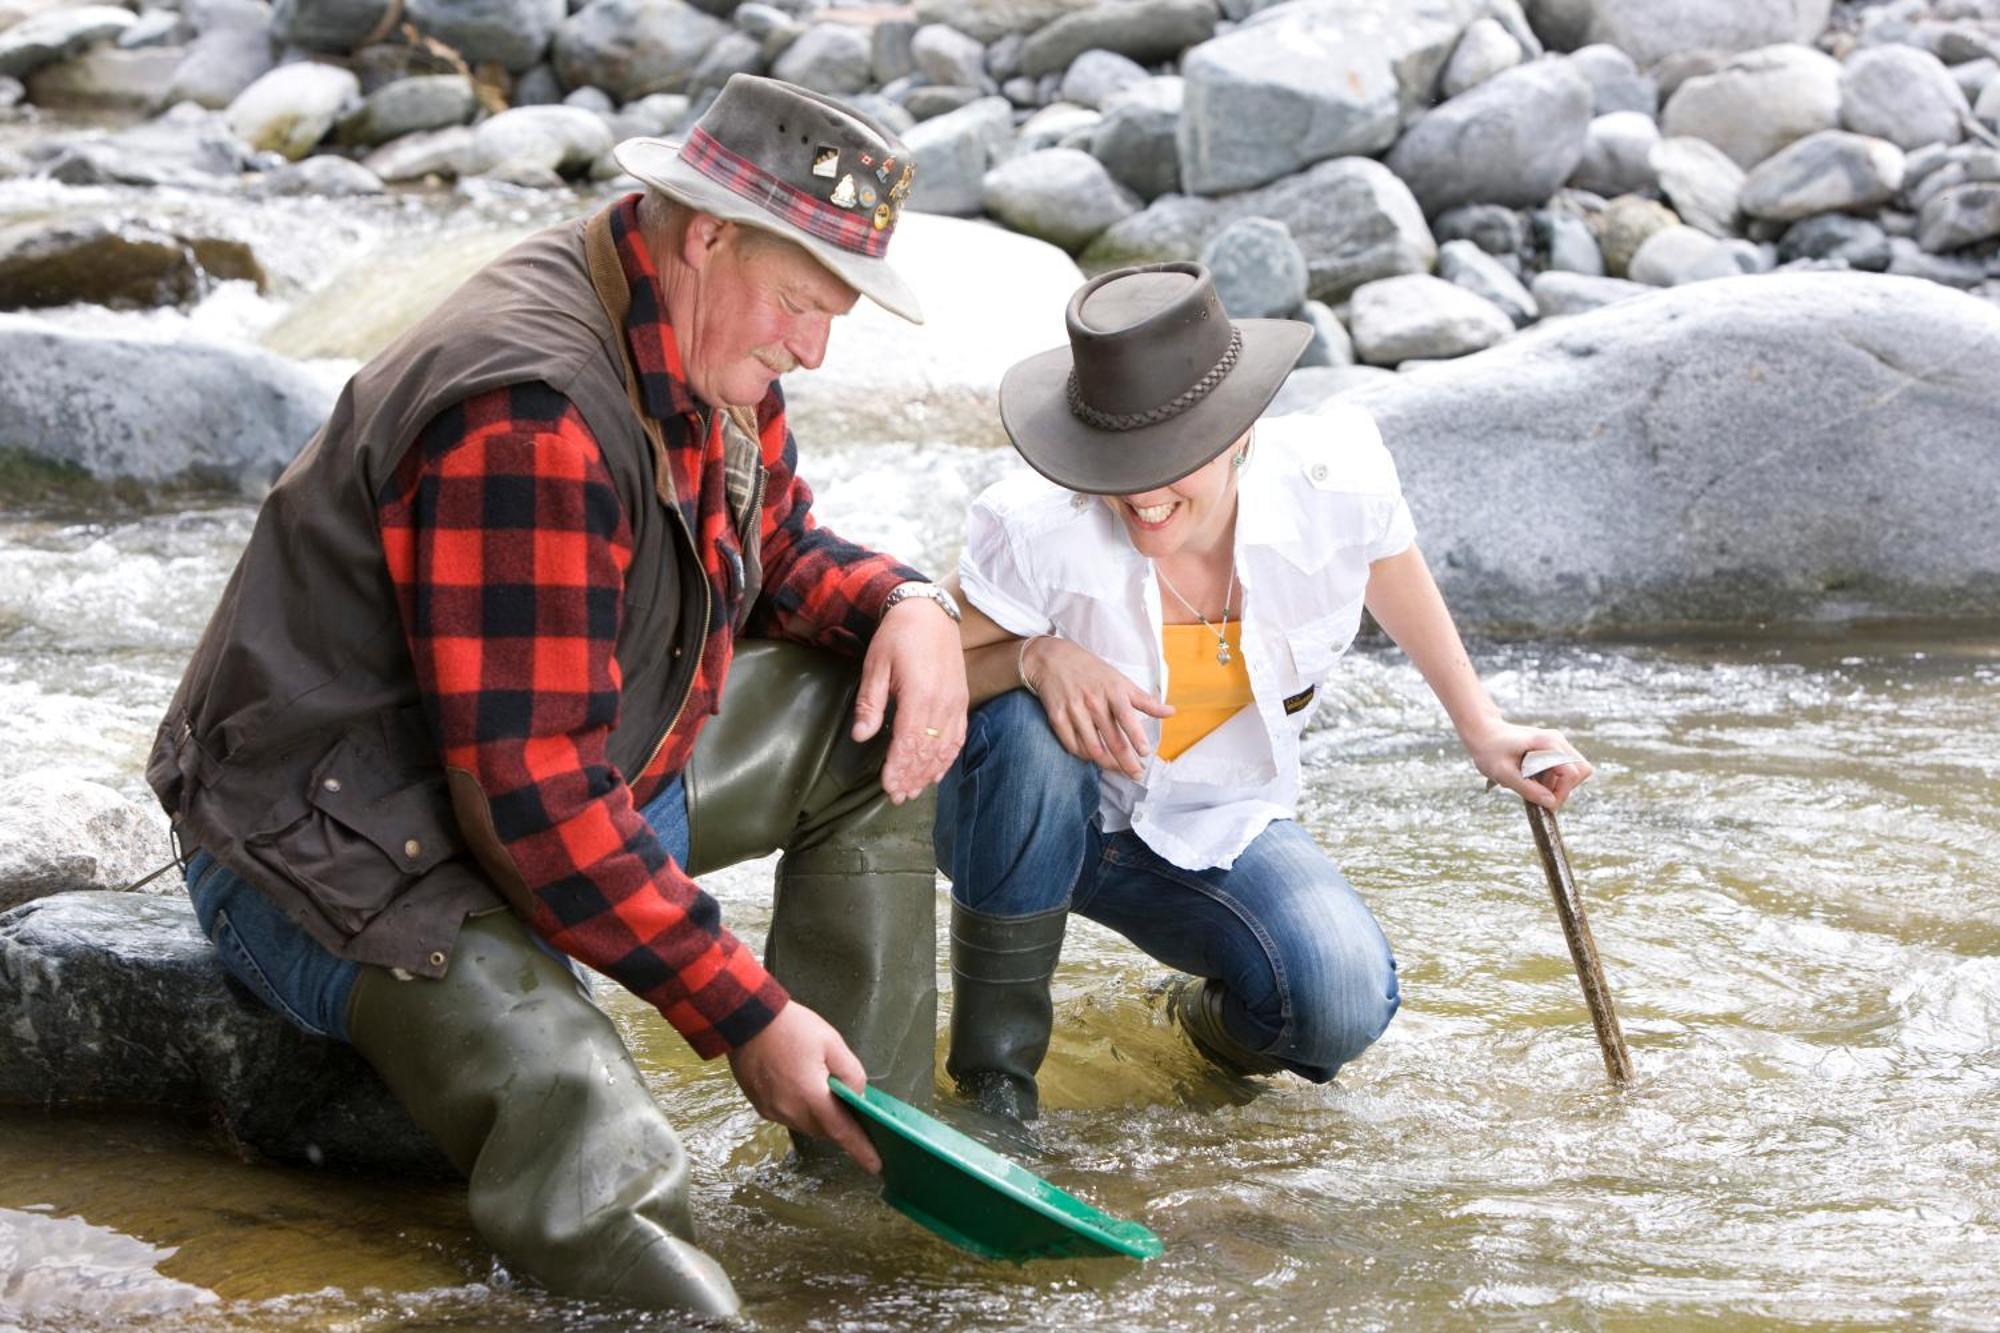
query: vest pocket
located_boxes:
[242,721,461,940]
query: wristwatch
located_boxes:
[881,580,962,624]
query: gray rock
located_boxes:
[162,13,275,109]
[872,16,916,83]
[1949,56,1997,104]
[736,2,794,39]
[904,93,1011,214]
[119,10,194,49]
[984,29,1024,80]
[0,781,166,911]
[841,91,914,135]
[1594,192,1677,276]
[1569,110,1657,197]
[552,0,730,101]
[0,219,264,311]
[22,42,181,110]
[1653,48,1730,101]
[1437,203,1527,257]
[1920,182,2000,252]
[1350,273,1513,364]
[0,316,332,491]
[1341,271,2000,629]
[1888,235,1988,286]
[1019,0,1216,79]
[563,84,616,114]
[911,0,1098,44]
[1548,0,1831,68]
[1777,213,1890,270]
[1660,43,1842,170]
[407,0,563,72]
[1017,99,1098,150]
[1088,75,1180,200]
[0,5,133,79]
[1082,155,1437,303]
[226,60,357,159]
[1565,42,1653,115]
[1200,216,1307,318]
[0,892,446,1175]
[1441,16,1522,98]
[1739,129,1905,223]
[336,72,474,146]
[769,20,871,94]
[755,16,803,63]
[1295,300,1355,368]
[904,83,983,120]
[1626,223,1731,285]
[1529,268,1647,314]
[982,146,1141,251]
[912,22,986,89]
[1177,0,1469,197]
[1059,46,1143,109]
[619,89,690,134]
[1840,44,1970,151]
[36,103,253,187]
[469,103,612,176]
[362,123,475,179]
[253,153,386,195]
[512,61,563,104]
[1650,135,1745,237]
[1269,364,1393,413]
[1438,238,1537,324]
[1537,211,1603,273]
[687,29,763,93]
[1979,76,2000,131]
[270,0,392,53]
[1387,58,1594,216]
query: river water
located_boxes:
[3,175,1999,1330]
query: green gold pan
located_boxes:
[828,1076,1164,1263]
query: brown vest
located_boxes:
[147,203,765,978]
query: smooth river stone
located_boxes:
[1660,44,1842,170]
[1839,44,1969,151]
[1386,57,1595,215]
[1738,130,1906,223]
[1348,273,1514,365]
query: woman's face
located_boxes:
[1104,431,1249,560]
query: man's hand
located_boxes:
[726,1002,882,1173]
[852,598,970,803]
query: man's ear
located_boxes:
[680,212,732,272]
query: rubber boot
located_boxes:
[1167,975,1287,1077]
[685,640,938,1111]
[346,911,740,1316]
[945,901,1068,1123]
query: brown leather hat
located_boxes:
[614,74,923,323]
[998,263,1311,495]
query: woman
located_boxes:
[934,262,1591,1123]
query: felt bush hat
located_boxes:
[998,262,1311,495]
[614,74,924,323]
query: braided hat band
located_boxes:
[1064,327,1245,433]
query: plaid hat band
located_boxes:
[679,126,892,259]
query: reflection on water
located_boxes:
[3,454,1998,1327]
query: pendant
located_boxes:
[1217,642,1231,666]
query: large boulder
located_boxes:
[781,212,1084,450]
[1660,44,1841,170]
[1322,273,2000,629]
[0,781,166,911]
[0,317,333,493]
[981,146,1141,252]
[552,0,730,101]
[0,892,445,1174]
[1839,45,1970,152]
[1081,155,1436,303]
[1018,0,1217,79]
[1528,0,1831,67]
[408,0,564,73]
[1386,57,1593,215]
[1177,0,1475,197]
[0,5,132,79]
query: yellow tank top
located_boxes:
[1157,622,1253,761]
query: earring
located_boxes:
[1232,449,1249,469]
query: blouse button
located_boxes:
[1070,493,1090,510]
[403,838,423,860]
[1308,462,1329,483]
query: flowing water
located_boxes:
[3,176,1999,1331]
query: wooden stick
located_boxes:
[1524,801,1634,1085]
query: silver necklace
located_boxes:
[1155,557,1237,666]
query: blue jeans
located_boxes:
[935,689,1400,1083]
[185,776,691,1043]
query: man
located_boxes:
[146,76,967,1316]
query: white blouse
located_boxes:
[958,404,1417,871]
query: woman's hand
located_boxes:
[1021,636,1173,780]
[1461,720,1593,811]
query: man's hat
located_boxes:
[998,263,1311,494]
[614,74,923,324]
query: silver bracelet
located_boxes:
[1017,634,1050,697]
[881,580,962,624]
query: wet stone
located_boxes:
[0,220,265,311]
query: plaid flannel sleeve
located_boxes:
[742,384,929,653]
[378,382,788,1057]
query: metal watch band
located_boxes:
[882,581,962,623]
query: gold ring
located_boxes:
[922,726,942,737]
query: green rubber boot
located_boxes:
[346,911,740,1316]
[945,901,1068,1123]
[1166,975,1287,1077]
[686,640,938,1111]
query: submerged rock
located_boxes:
[1325,272,2000,628]
[0,220,264,311]
[0,892,445,1175]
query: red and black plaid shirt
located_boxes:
[377,195,924,1057]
